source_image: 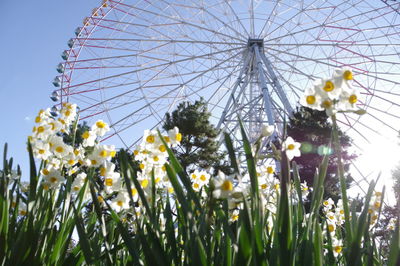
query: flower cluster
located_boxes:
[131,127,183,205]
[322,198,345,257]
[30,103,117,198]
[301,68,361,116]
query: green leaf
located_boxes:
[223,132,240,173]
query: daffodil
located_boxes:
[91,120,110,137]
[111,192,130,212]
[282,136,301,160]
[168,127,182,147]
[212,171,234,199]
[82,130,97,147]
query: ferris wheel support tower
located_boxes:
[217,38,293,144]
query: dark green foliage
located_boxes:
[287,106,356,200]
[163,98,233,175]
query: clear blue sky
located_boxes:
[0,0,98,174]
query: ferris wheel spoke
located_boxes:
[264,4,390,44]
[261,0,321,40]
[112,1,244,43]
[64,46,243,90]
[223,0,249,36]
[75,37,243,46]
[168,0,248,40]
[88,50,242,127]
[257,0,281,39]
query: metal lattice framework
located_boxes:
[52,0,400,190]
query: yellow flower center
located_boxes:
[105,178,113,186]
[100,167,106,176]
[43,184,50,190]
[287,144,295,150]
[348,94,357,104]
[91,159,98,165]
[222,180,233,191]
[37,126,45,133]
[193,183,199,189]
[141,179,149,188]
[55,146,64,153]
[322,100,332,109]
[323,80,334,92]
[82,131,90,139]
[68,159,75,165]
[175,133,182,142]
[328,224,335,232]
[97,195,104,203]
[65,110,71,117]
[191,174,197,180]
[343,70,353,80]
[42,169,50,176]
[266,166,274,174]
[117,200,123,207]
[164,136,170,143]
[73,186,80,191]
[38,149,45,154]
[261,184,267,190]
[323,201,329,206]
[139,163,145,170]
[99,150,108,158]
[334,246,342,254]
[146,135,155,143]
[133,150,139,156]
[74,149,80,156]
[159,145,166,152]
[50,177,58,183]
[131,188,138,195]
[232,214,239,221]
[153,156,159,162]
[19,210,27,216]
[274,184,280,190]
[200,175,207,182]
[96,121,106,129]
[35,116,41,123]
[110,150,116,157]
[306,95,316,105]
[374,201,381,209]
[155,177,161,183]
[162,165,166,172]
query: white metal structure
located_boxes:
[53,1,400,172]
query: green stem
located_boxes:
[331,114,352,246]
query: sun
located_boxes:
[354,135,400,205]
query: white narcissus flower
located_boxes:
[322,198,335,212]
[212,171,234,199]
[32,140,52,160]
[338,87,359,111]
[300,86,323,110]
[333,67,353,89]
[71,172,87,193]
[91,120,110,137]
[332,238,343,257]
[82,130,97,147]
[103,171,122,194]
[282,137,301,160]
[261,124,275,137]
[168,127,182,147]
[44,169,65,189]
[111,192,130,212]
[315,78,342,100]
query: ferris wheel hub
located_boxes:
[247,38,264,48]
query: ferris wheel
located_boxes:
[52,0,400,167]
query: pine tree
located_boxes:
[287,106,356,200]
[163,98,232,174]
